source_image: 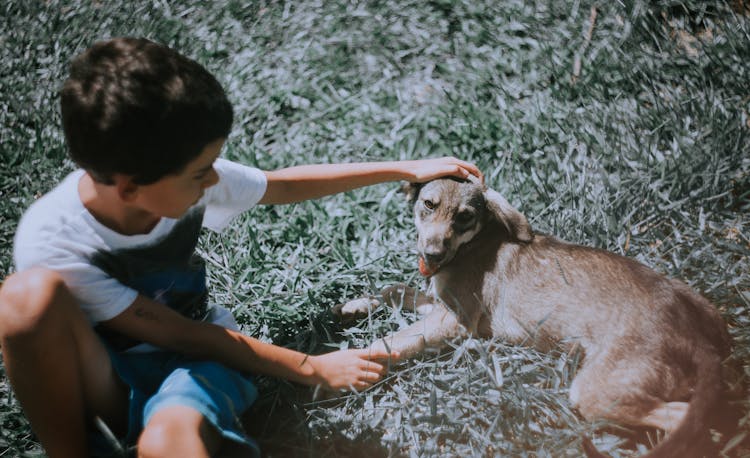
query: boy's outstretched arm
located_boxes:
[259,156,482,204]
[103,294,396,391]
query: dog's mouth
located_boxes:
[418,256,440,277]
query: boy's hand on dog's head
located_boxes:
[404,156,483,184]
[307,348,399,392]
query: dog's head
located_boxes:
[403,178,533,277]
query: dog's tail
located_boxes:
[582,345,726,458]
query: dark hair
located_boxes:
[60,37,233,184]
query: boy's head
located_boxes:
[61,37,233,185]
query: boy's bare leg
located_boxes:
[0,268,127,457]
[138,405,222,458]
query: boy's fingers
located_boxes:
[360,348,399,360]
[440,157,483,183]
[344,380,373,392]
[361,371,382,382]
[456,160,483,182]
[361,360,384,374]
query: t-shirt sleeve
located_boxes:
[14,243,138,323]
[58,262,138,322]
[12,172,139,323]
[202,159,267,232]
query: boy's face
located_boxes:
[131,138,224,219]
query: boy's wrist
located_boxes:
[298,353,321,385]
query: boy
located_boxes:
[0,37,482,457]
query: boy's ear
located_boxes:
[400,181,423,204]
[113,174,139,202]
[484,188,534,243]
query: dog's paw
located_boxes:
[331,297,381,321]
[341,297,381,315]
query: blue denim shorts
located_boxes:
[91,348,260,457]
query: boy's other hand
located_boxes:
[404,156,483,184]
[307,348,398,392]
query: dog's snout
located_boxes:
[423,250,446,265]
[416,211,458,269]
[418,227,452,267]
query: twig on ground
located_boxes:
[572,6,598,85]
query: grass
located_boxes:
[1,0,749,456]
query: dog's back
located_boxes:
[486,235,730,354]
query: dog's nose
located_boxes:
[423,251,446,266]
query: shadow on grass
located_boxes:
[243,309,389,457]
[243,381,388,458]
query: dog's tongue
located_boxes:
[418,257,436,277]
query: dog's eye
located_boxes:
[423,200,435,210]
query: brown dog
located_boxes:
[337,177,736,457]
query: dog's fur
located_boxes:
[337,178,737,457]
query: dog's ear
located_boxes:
[400,181,423,204]
[484,188,534,243]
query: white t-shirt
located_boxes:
[13,158,267,352]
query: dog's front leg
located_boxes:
[369,303,466,360]
[332,284,437,321]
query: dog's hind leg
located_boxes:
[640,402,689,431]
[569,355,675,430]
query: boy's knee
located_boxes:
[0,268,67,338]
[137,420,174,458]
[138,406,218,458]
